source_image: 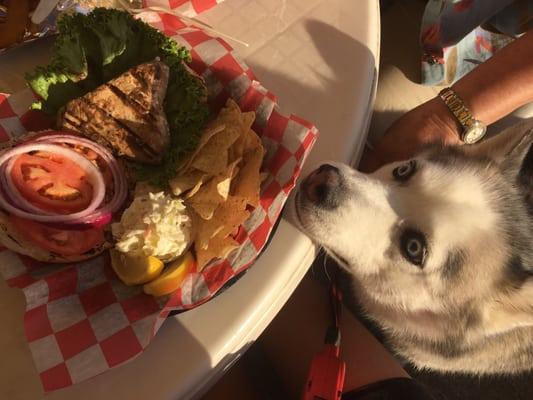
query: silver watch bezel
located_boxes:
[462,119,487,144]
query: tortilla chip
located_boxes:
[244,128,263,152]
[241,111,255,132]
[191,126,241,174]
[172,100,265,269]
[178,124,226,173]
[194,216,223,250]
[228,112,256,163]
[232,145,264,207]
[191,149,229,176]
[195,234,239,271]
[212,196,250,239]
[189,100,249,174]
[185,176,208,199]
[188,197,220,221]
[222,98,242,117]
[219,159,241,199]
[196,196,249,267]
[187,160,241,219]
[229,134,246,164]
[194,195,249,250]
[169,170,207,196]
[189,209,217,252]
[198,123,227,150]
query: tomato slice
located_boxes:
[58,142,115,202]
[10,152,94,214]
[9,215,104,256]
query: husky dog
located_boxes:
[295,119,533,374]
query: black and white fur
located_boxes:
[295,119,533,374]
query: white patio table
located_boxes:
[0,0,380,398]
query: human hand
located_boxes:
[359,97,462,172]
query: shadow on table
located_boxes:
[247,19,377,169]
[201,340,290,400]
[182,25,380,398]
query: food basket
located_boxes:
[0,8,317,391]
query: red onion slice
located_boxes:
[0,133,129,229]
[45,212,113,231]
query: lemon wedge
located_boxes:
[143,251,196,297]
[110,250,164,286]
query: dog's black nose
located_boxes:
[302,164,342,208]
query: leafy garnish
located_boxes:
[25,8,209,186]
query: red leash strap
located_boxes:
[302,277,346,400]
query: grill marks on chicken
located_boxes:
[58,60,170,164]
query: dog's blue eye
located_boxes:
[393,160,417,181]
[400,228,427,267]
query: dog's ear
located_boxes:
[466,120,533,199]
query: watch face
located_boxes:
[464,120,487,144]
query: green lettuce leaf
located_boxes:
[25,8,209,187]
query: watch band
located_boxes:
[438,87,474,131]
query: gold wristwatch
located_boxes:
[438,87,487,144]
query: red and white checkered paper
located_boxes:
[143,0,225,16]
[0,11,317,392]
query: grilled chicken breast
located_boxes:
[58,60,170,164]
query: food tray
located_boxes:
[0,10,317,391]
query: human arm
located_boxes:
[360,29,533,172]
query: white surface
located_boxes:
[0,0,379,399]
